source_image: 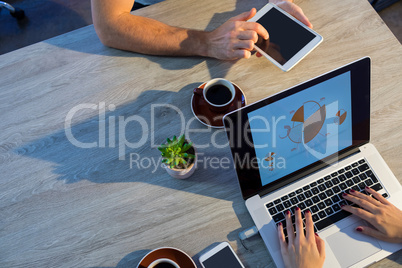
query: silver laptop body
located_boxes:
[223,57,402,268]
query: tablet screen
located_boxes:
[255,8,316,65]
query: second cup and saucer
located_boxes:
[191,78,247,128]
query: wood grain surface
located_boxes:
[0,0,401,267]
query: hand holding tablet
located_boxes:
[249,3,323,71]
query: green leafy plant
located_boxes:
[158,134,195,169]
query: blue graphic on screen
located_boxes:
[248,72,352,186]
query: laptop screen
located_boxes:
[223,57,370,199]
[248,71,353,187]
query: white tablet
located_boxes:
[248,3,323,72]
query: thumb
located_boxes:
[356,226,387,241]
[315,233,326,257]
[230,8,257,22]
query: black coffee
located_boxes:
[154,262,176,268]
[205,85,232,105]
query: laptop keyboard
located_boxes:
[266,159,388,240]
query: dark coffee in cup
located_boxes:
[205,85,233,105]
[193,78,236,113]
[148,257,180,268]
[153,262,176,268]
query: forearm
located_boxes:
[94,12,209,57]
[91,0,269,60]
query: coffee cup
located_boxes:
[148,258,180,268]
[194,78,236,112]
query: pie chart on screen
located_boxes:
[335,109,347,125]
[290,100,326,144]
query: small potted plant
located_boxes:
[158,134,196,179]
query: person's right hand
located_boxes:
[206,8,269,60]
[342,187,402,243]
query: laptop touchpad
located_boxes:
[326,221,382,267]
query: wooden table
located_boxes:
[0,0,401,267]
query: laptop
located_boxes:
[223,57,402,268]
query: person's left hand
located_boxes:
[271,0,313,28]
[278,208,326,268]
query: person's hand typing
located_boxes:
[278,208,325,268]
[341,187,402,243]
[206,8,268,60]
